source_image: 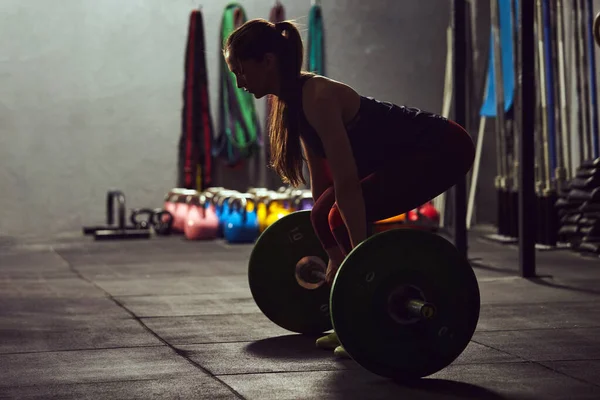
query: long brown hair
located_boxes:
[224,18,311,186]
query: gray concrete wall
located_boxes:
[0,0,495,239]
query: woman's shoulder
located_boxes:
[301,74,362,128]
[301,74,354,96]
[301,75,360,108]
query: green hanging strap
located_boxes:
[307,3,325,75]
[214,3,262,166]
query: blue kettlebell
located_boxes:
[213,190,238,236]
[202,187,222,216]
[225,195,259,243]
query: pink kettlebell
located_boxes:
[163,188,185,221]
[202,192,220,229]
[172,189,198,233]
[185,194,219,240]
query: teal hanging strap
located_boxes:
[307,3,325,75]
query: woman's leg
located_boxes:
[318,119,474,357]
[310,188,348,352]
[330,119,475,255]
[309,187,345,267]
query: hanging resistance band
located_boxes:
[214,3,261,167]
[307,3,325,75]
[177,8,214,190]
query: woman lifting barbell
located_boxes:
[224,19,475,357]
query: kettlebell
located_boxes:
[163,188,187,224]
[293,191,315,211]
[202,191,220,220]
[202,194,220,231]
[130,208,154,230]
[212,190,238,218]
[247,187,270,197]
[185,194,219,240]
[214,190,239,236]
[172,189,198,233]
[205,186,225,195]
[265,193,292,228]
[225,194,259,243]
[152,208,174,235]
[254,191,275,233]
[418,202,440,223]
[246,188,270,213]
[287,189,305,211]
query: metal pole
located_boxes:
[519,0,537,277]
[453,0,468,258]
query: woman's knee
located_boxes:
[328,205,353,255]
[327,205,344,233]
[310,189,337,248]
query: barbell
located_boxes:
[248,210,480,380]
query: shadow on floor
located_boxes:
[473,259,600,296]
[245,335,528,399]
[470,260,523,276]
[526,277,600,297]
[245,334,346,361]
[325,370,531,400]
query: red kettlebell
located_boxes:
[419,202,440,223]
[407,209,419,222]
[185,194,219,240]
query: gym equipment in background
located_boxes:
[469,0,517,243]
[82,190,153,241]
[213,3,262,168]
[178,7,214,191]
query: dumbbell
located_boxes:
[248,210,480,380]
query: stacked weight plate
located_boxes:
[556,160,600,255]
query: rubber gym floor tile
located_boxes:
[0,267,75,280]
[178,338,519,377]
[0,295,130,319]
[176,337,359,375]
[0,249,69,269]
[0,347,201,389]
[477,276,600,305]
[473,328,600,362]
[58,251,250,267]
[452,342,521,365]
[0,252,74,280]
[54,241,252,266]
[469,237,600,281]
[141,313,292,345]
[72,259,247,280]
[431,360,600,399]
[218,361,600,400]
[0,316,162,354]
[0,375,238,400]
[92,274,250,297]
[116,292,260,318]
[471,266,514,281]
[476,301,600,332]
[0,277,104,298]
[540,360,600,387]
